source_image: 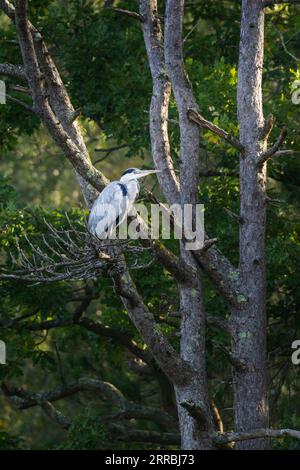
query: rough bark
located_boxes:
[231,0,269,450]
[3,0,300,451]
[164,0,214,449]
[139,0,180,205]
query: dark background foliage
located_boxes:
[0,0,299,449]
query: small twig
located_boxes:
[272,149,295,158]
[200,238,218,252]
[210,400,224,433]
[5,93,34,113]
[274,25,300,62]
[38,399,71,430]
[265,195,285,205]
[212,340,246,371]
[257,127,288,167]
[109,7,144,22]
[53,341,66,385]
[199,170,238,178]
[207,316,231,334]
[94,144,128,164]
[180,400,212,432]
[183,17,201,43]
[187,109,244,152]
[260,114,275,140]
[10,84,31,94]
[68,107,83,122]
[223,207,244,225]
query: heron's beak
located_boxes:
[136,169,161,179]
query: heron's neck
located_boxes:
[124,179,140,202]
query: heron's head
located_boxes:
[120,168,160,183]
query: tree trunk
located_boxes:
[175,256,214,449]
[231,0,269,450]
[164,0,214,449]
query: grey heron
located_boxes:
[88,168,160,239]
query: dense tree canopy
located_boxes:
[0,0,300,450]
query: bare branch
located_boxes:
[140,0,180,205]
[213,428,300,445]
[94,144,128,163]
[77,317,152,364]
[199,170,238,178]
[0,63,27,80]
[11,0,107,201]
[223,207,244,225]
[180,400,213,432]
[0,220,114,283]
[193,247,246,308]
[274,25,300,62]
[212,341,247,371]
[257,126,288,167]
[211,400,224,433]
[2,378,126,409]
[207,316,231,334]
[5,93,34,113]
[10,84,31,94]
[272,149,295,158]
[112,258,193,386]
[3,379,177,433]
[260,114,275,140]
[0,0,14,19]
[200,238,218,251]
[38,400,71,430]
[187,108,244,152]
[109,7,144,22]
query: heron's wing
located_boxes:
[88,182,127,237]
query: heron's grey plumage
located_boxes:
[88,168,159,239]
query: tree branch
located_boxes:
[112,257,193,386]
[38,399,71,430]
[193,247,247,308]
[187,109,244,152]
[5,93,34,112]
[0,63,27,80]
[180,400,213,432]
[2,378,126,409]
[256,127,288,167]
[140,0,180,205]
[109,7,144,22]
[213,427,300,445]
[77,317,152,364]
[0,0,14,19]
[12,0,107,203]
[260,114,275,140]
[207,316,231,334]
[212,340,247,371]
[2,379,177,433]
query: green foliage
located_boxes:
[0,431,25,450]
[1,0,300,450]
[58,410,112,450]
